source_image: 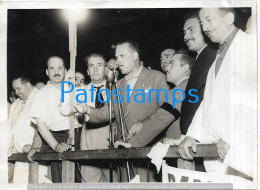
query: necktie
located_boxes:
[215,42,227,77]
[94,85,105,108]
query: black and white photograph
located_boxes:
[0,0,258,189]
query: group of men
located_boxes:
[8,8,256,184]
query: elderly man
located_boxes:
[179,8,256,181]
[75,41,173,182]
[29,56,80,183]
[8,75,39,183]
[160,48,176,72]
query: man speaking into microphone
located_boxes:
[74,41,184,182]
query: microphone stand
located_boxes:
[107,72,114,183]
[113,70,131,182]
[106,66,131,182]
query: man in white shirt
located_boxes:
[8,75,39,183]
[30,56,71,183]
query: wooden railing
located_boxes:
[8,144,218,183]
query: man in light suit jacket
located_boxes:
[179,8,257,184]
[75,41,180,182]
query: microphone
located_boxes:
[105,59,119,83]
[107,59,119,71]
[105,67,115,82]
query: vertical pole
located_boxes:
[61,14,76,183]
[68,15,76,151]
[115,82,131,182]
[177,159,195,170]
[29,162,39,183]
[62,161,75,183]
[108,81,114,182]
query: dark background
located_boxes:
[7,8,251,94]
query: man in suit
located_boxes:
[177,11,218,172]
[179,8,257,182]
[180,11,217,135]
[79,54,117,182]
[75,41,177,182]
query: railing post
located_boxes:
[29,162,39,183]
[177,159,195,170]
[62,160,75,183]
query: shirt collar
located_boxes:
[196,45,207,60]
[90,80,107,88]
[218,28,238,55]
[125,65,143,81]
[46,81,54,89]
[176,76,190,87]
[27,87,37,100]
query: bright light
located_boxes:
[62,9,88,23]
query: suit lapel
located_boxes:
[123,67,150,117]
[119,78,128,113]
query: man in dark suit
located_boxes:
[75,41,178,182]
[181,12,217,135]
[180,12,217,172]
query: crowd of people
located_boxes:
[7,8,256,184]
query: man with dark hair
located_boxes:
[160,48,176,72]
[75,71,86,88]
[179,8,256,181]
[8,75,42,183]
[29,56,72,183]
[75,41,174,182]
[161,53,195,141]
[80,53,117,182]
[181,11,217,135]
[173,11,218,172]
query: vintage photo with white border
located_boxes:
[0,0,258,189]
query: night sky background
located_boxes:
[7,8,251,95]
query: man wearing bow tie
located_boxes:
[75,41,178,182]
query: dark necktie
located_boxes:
[215,42,227,77]
[95,85,105,108]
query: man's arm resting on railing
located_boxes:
[34,118,69,153]
[27,130,42,162]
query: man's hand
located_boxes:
[55,142,69,153]
[27,148,38,162]
[128,122,143,138]
[214,138,230,160]
[22,144,32,153]
[59,103,77,116]
[114,141,132,149]
[178,136,197,160]
[64,69,75,81]
[74,104,88,114]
